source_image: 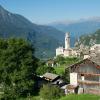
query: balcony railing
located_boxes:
[78,80,100,85]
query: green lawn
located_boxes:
[54,65,65,75]
[59,94,100,100]
[17,96,41,100]
[18,94,100,100]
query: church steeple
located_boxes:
[65,32,70,49]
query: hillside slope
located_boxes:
[0,5,65,59]
[76,29,100,47]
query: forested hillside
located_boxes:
[0,5,64,59]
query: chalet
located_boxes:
[42,72,60,82]
[35,73,61,88]
[35,72,68,94]
[66,57,100,95]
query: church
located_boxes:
[56,32,79,57]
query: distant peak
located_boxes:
[0,5,5,10]
[0,5,10,15]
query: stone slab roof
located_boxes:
[67,55,100,70]
[43,73,59,81]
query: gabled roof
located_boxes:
[43,73,59,81]
[67,57,100,70]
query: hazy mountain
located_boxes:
[49,17,100,38]
[0,5,65,59]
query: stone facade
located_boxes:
[67,58,100,95]
[56,32,79,57]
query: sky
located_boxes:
[0,0,100,24]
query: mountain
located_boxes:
[0,5,65,59]
[49,17,100,38]
[76,29,100,47]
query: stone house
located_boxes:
[66,57,100,95]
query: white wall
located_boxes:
[70,73,78,86]
[56,47,64,56]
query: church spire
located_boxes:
[65,32,70,49]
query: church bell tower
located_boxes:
[65,32,70,49]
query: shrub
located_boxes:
[40,84,64,100]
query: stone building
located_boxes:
[90,44,100,52]
[66,57,100,95]
[56,32,79,57]
[83,44,100,59]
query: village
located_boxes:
[36,32,100,96]
[0,32,99,100]
[0,1,100,100]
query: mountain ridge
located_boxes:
[0,5,65,59]
[49,17,100,38]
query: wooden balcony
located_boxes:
[78,80,100,85]
[78,72,100,76]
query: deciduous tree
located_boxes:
[0,38,38,99]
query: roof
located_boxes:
[43,73,59,81]
[65,57,100,73]
[67,56,100,68]
[66,59,87,69]
[47,60,55,64]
